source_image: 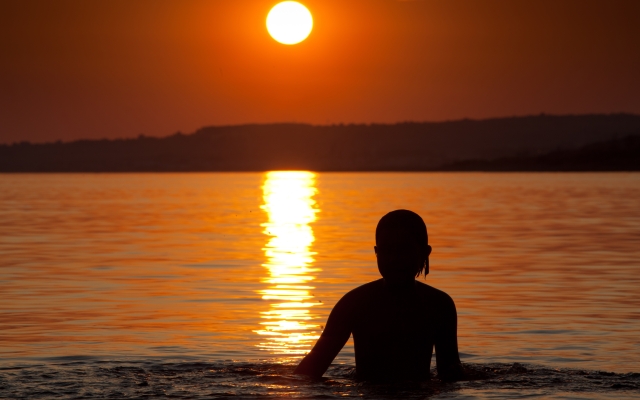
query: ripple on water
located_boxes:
[1,361,639,399]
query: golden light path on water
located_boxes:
[255,171,321,356]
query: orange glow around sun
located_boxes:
[266,1,313,45]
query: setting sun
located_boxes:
[266,1,313,45]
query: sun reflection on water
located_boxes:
[255,171,321,356]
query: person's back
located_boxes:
[294,210,465,382]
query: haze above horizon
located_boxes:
[1,0,639,143]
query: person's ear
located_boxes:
[426,244,432,257]
[374,245,378,255]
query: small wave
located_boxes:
[0,360,638,399]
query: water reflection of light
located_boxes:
[255,171,321,355]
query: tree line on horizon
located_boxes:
[1,114,639,172]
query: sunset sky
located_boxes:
[1,0,639,143]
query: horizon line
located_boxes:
[3,112,639,146]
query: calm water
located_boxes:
[1,172,639,399]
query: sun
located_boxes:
[266,2,313,45]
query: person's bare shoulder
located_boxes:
[415,281,456,309]
[340,279,385,303]
[322,279,384,326]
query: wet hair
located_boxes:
[375,209,429,277]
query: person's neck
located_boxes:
[383,278,416,294]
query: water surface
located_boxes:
[1,172,639,398]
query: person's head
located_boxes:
[374,209,432,285]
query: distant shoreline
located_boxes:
[2,114,639,172]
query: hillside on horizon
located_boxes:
[2,114,640,172]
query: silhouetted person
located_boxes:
[294,209,466,382]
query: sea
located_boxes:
[1,172,639,399]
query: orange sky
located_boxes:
[1,0,639,143]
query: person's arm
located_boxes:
[294,294,353,378]
[434,293,465,382]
